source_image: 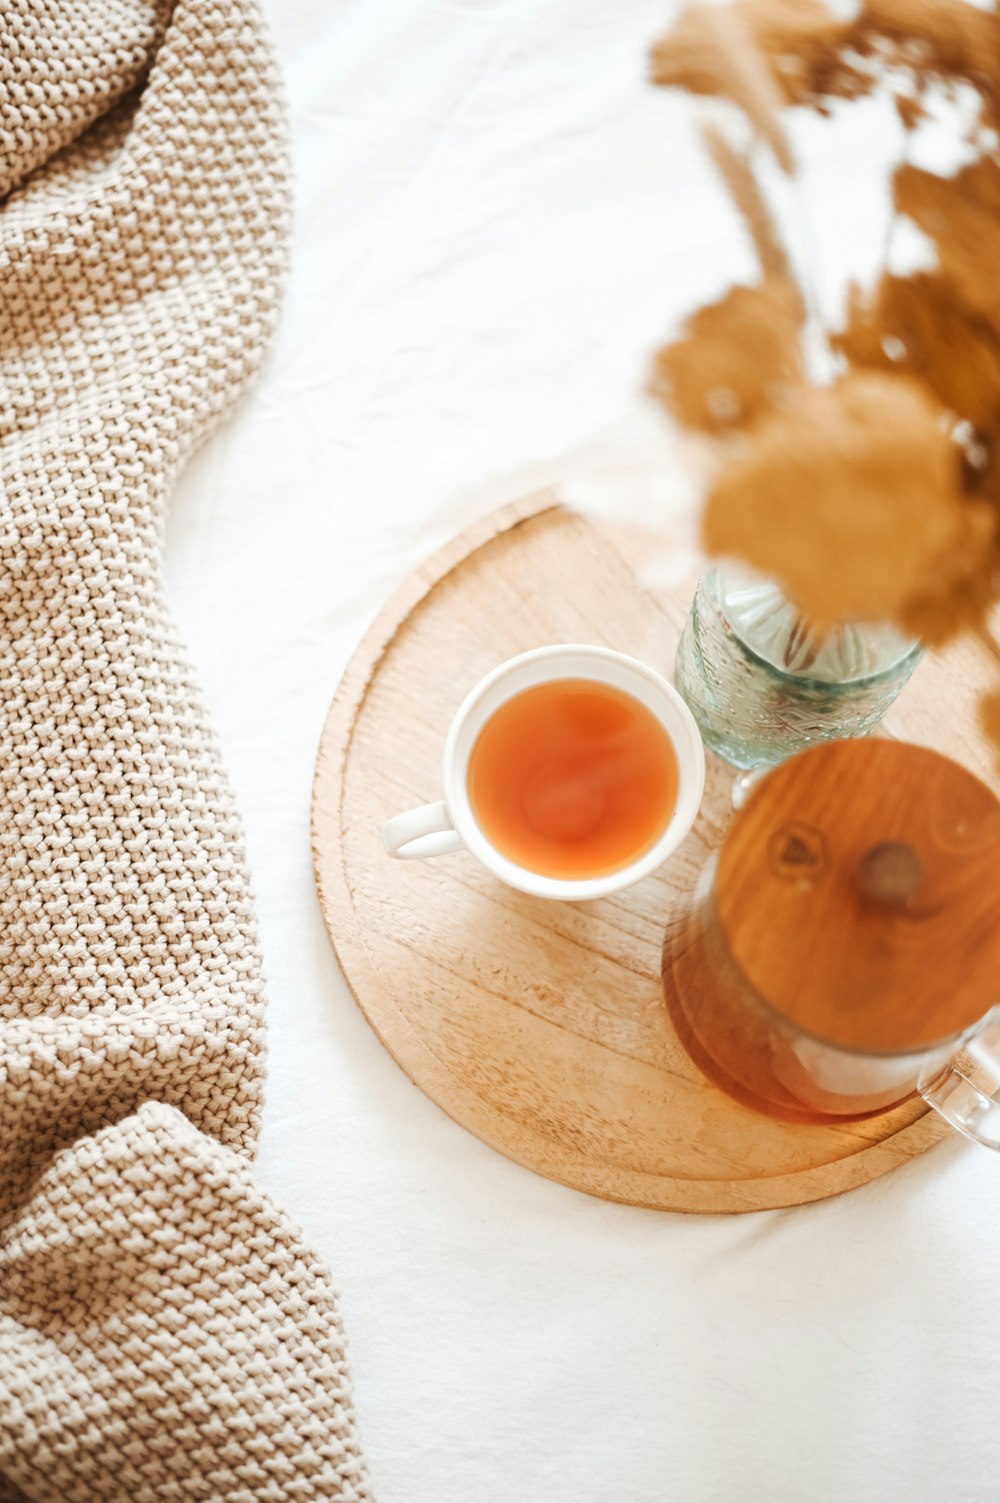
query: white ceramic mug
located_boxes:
[382,644,705,900]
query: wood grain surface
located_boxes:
[715,739,1000,1052]
[311,492,998,1212]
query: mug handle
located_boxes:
[383,801,465,860]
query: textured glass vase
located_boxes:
[674,568,922,769]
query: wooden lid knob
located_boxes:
[857,842,923,907]
[715,739,1000,1052]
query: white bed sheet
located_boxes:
[164,3,1000,1499]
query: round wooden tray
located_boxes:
[312,492,997,1212]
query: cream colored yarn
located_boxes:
[0,2,371,1498]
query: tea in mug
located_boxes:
[467,679,679,880]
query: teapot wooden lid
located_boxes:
[716,739,1000,1052]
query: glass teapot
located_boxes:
[661,738,1000,1146]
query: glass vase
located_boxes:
[673,567,922,770]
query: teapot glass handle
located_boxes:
[920,1010,1000,1150]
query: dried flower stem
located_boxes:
[701,120,841,383]
[702,2,794,174]
[701,123,791,285]
[783,611,821,673]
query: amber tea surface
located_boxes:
[467,679,678,880]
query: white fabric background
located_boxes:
[164,3,1000,1500]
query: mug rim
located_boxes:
[441,643,705,900]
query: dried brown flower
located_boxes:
[652,0,1000,117]
[650,0,1000,762]
[650,0,852,110]
[702,372,973,623]
[899,523,997,646]
[858,1,1000,114]
[651,279,802,434]
[894,94,925,132]
[835,273,1000,433]
[895,160,1000,329]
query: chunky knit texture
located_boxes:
[0,3,371,1498]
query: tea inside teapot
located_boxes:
[662,739,1000,1124]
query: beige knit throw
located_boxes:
[0,4,371,1499]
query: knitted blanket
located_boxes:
[0,3,371,1498]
